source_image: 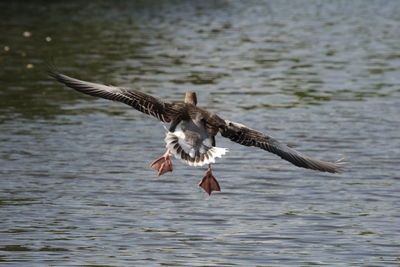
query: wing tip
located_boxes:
[330,157,349,173]
[47,64,59,79]
[46,63,69,84]
[310,157,348,174]
[45,58,61,77]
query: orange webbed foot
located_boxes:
[198,165,221,195]
[150,150,173,176]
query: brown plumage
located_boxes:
[50,70,344,181]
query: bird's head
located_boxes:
[184,91,197,106]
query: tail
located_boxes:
[165,131,228,167]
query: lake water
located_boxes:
[1,1,400,266]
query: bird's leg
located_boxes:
[150,118,182,176]
[198,164,221,195]
[150,149,173,176]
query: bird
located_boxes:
[50,69,344,195]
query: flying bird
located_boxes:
[50,70,344,195]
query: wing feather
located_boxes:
[220,120,344,173]
[50,71,178,122]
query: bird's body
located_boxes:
[165,119,228,167]
[50,70,344,194]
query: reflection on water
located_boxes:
[1,1,400,265]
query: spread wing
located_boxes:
[220,120,344,173]
[50,70,179,123]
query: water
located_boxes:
[1,1,400,266]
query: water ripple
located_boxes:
[1,1,400,266]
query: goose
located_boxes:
[50,70,344,195]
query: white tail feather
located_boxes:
[165,131,228,167]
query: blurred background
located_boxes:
[1,0,399,266]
